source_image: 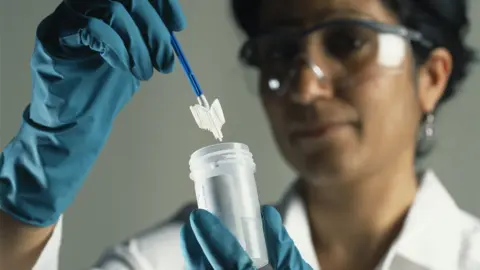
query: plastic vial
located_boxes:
[189,142,269,268]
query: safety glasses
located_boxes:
[239,19,433,95]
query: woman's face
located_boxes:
[257,0,450,184]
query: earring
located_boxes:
[424,113,435,138]
[416,112,436,156]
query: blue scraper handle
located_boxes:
[171,33,204,97]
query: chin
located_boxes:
[274,126,364,184]
[289,144,364,187]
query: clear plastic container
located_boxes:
[189,142,269,268]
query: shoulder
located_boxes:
[457,210,480,269]
[93,202,197,269]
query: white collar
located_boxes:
[276,170,464,270]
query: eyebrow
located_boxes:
[263,7,372,30]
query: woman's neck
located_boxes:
[303,164,418,270]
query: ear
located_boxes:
[417,48,453,113]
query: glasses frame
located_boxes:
[239,18,433,68]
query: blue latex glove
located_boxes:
[0,0,186,227]
[181,205,313,269]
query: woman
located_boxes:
[0,0,478,269]
[179,0,480,269]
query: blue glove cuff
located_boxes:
[0,106,112,227]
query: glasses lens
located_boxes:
[321,23,407,71]
[242,21,408,95]
[322,23,379,73]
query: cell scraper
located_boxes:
[171,33,225,141]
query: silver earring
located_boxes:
[424,113,435,138]
[417,113,436,156]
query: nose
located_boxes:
[288,59,334,104]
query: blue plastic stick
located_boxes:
[171,33,204,97]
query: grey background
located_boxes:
[1,1,479,269]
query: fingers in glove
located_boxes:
[60,1,154,80]
[149,0,186,31]
[261,206,312,269]
[95,1,154,79]
[180,222,214,270]
[59,17,130,71]
[189,210,255,270]
[118,0,177,73]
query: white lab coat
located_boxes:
[34,170,480,269]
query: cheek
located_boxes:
[356,72,419,150]
[261,96,285,132]
[261,96,296,156]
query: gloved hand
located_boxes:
[180,205,313,269]
[0,0,185,227]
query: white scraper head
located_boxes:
[190,96,225,141]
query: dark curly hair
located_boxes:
[231,0,476,106]
[231,0,476,158]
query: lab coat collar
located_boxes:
[384,170,462,270]
[276,170,462,270]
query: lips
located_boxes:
[289,122,351,142]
